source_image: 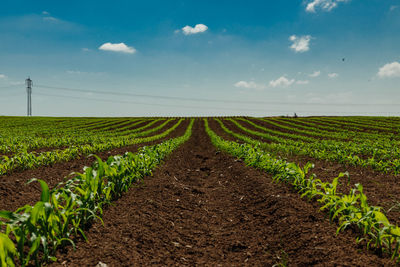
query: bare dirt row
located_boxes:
[50,120,391,266]
[0,119,189,212]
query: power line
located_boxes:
[34,92,279,112]
[36,84,277,105]
[0,92,25,97]
[33,92,400,115]
[35,84,400,107]
[0,85,21,89]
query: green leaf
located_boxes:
[38,180,50,202]
[0,211,17,221]
[0,233,16,267]
[28,178,50,202]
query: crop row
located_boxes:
[217,118,400,174]
[0,118,156,154]
[319,116,400,129]
[0,119,183,176]
[0,119,194,266]
[260,117,399,142]
[253,118,400,148]
[304,117,398,132]
[205,119,400,262]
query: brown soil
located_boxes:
[107,120,148,132]
[50,120,392,266]
[208,118,400,226]
[88,119,133,131]
[0,119,189,212]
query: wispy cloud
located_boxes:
[99,42,136,54]
[66,70,105,75]
[305,0,350,13]
[390,5,399,12]
[43,16,60,23]
[296,80,310,85]
[269,76,295,88]
[309,71,321,77]
[0,13,82,33]
[181,24,208,35]
[378,62,400,78]
[0,74,7,79]
[306,92,353,104]
[289,35,312,53]
[41,11,60,23]
[234,81,265,90]
[328,73,339,78]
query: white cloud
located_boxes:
[41,11,59,22]
[378,62,400,78]
[0,74,7,79]
[289,35,312,53]
[390,5,399,11]
[182,24,208,35]
[99,42,136,54]
[234,81,265,90]
[269,76,295,88]
[81,48,90,52]
[296,80,310,85]
[306,0,350,13]
[309,71,321,77]
[328,73,339,78]
[43,16,59,22]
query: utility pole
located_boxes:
[26,77,32,116]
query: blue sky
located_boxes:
[0,0,399,116]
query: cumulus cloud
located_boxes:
[328,73,339,78]
[378,62,400,78]
[182,24,208,35]
[306,0,350,13]
[309,71,321,77]
[0,74,7,79]
[269,76,295,88]
[99,42,136,54]
[289,35,312,53]
[234,81,265,90]
[296,80,310,85]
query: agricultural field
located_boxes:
[1,116,400,266]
